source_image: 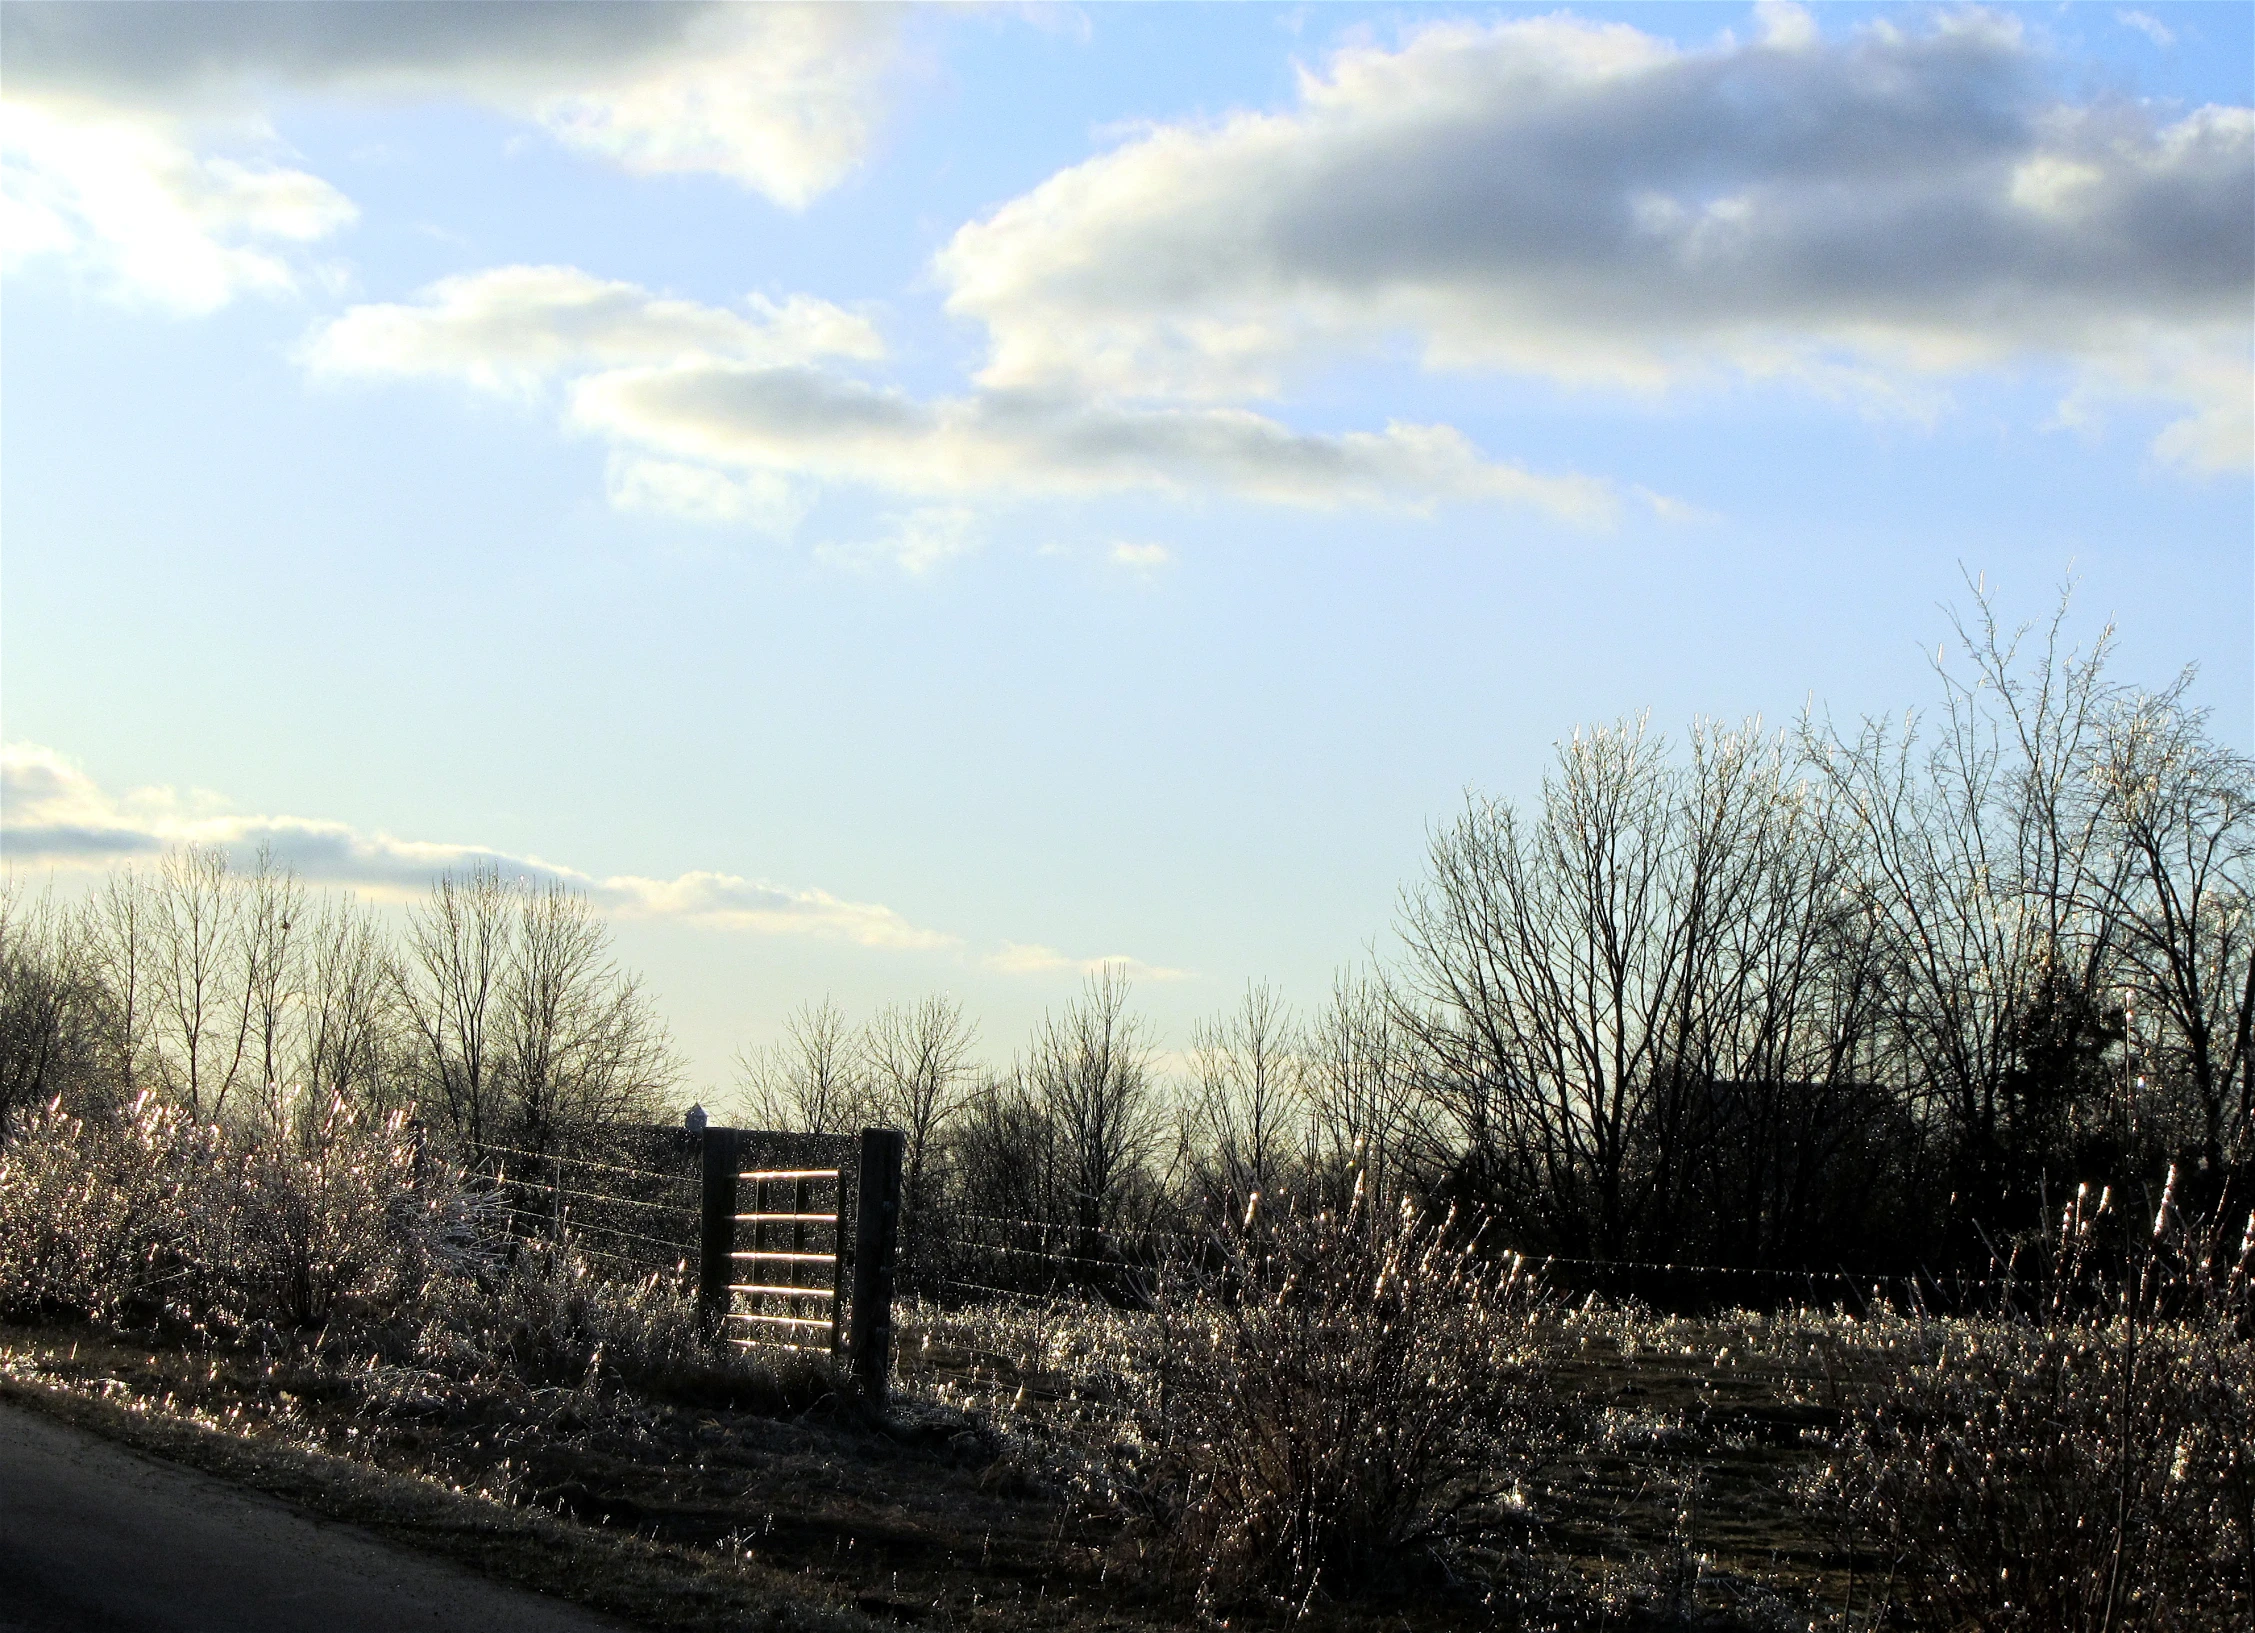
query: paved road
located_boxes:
[0,1403,631,1632]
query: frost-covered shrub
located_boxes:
[219,1096,442,1329]
[2,1095,821,1412]
[0,1092,446,1334]
[359,1240,823,1411]
[1124,1192,1552,1608]
[1822,1317,2253,1630]
[0,1095,227,1325]
[1819,1184,2255,1631]
[416,1248,701,1389]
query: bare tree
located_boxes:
[401,869,678,1150]
[398,863,514,1149]
[0,885,107,1135]
[1188,980,1303,1219]
[149,844,253,1120]
[861,994,978,1233]
[736,996,869,1134]
[297,893,401,1119]
[2085,680,2255,1177]
[1394,715,1894,1261]
[81,866,155,1093]
[239,848,305,1134]
[950,1067,1061,1233]
[497,881,678,1146]
[1678,761,1904,1265]
[1393,716,1681,1257]
[1807,579,2123,1223]
[1304,969,1416,1209]
[1027,966,1162,1244]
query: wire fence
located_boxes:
[912,1209,1179,1310]
[451,1125,883,1371]
[889,1204,2155,1435]
[907,1200,2117,1322]
[468,1127,701,1284]
[444,1124,2167,1355]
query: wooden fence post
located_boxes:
[697,1126,739,1341]
[847,1126,905,1410]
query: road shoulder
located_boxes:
[0,1350,872,1633]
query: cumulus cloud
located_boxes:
[2,1,902,202]
[307,267,1613,521]
[304,265,885,395]
[0,99,354,311]
[985,943,1193,983]
[0,743,952,951]
[571,361,1613,516]
[935,7,2253,469]
[1,2,902,307]
[305,267,903,530]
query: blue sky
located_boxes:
[4,1,2249,1101]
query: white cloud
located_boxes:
[1753,2,1819,52]
[984,943,1193,983]
[309,265,1614,521]
[2116,10,2176,49]
[816,507,982,575]
[0,743,952,951]
[516,4,901,205]
[0,100,354,311]
[3,1,903,204]
[606,455,807,534]
[1109,541,1174,571]
[1634,487,1724,527]
[303,265,884,396]
[596,873,951,951]
[305,268,898,530]
[571,361,1615,517]
[4,744,1194,978]
[1,2,903,309]
[933,8,2253,469]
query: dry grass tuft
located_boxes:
[1118,1189,1555,1612]
[1815,1176,2255,1631]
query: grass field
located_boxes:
[0,1298,2010,1632]
[3,1099,2245,1628]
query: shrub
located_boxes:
[410,1247,723,1395]
[1124,1189,1551,1610]
[0,1094,229,1326]
[1819,1178,2255,1630]
[226,1097,454,1329]
[0,1091,472,1335]
[1,1093,825,1413]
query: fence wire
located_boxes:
[452,1126,2122,1330]
[476,1140,696,1188]
[908,1202,2078,1321]
[468,1130,701,1286]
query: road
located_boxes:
[0,1402,631,1632]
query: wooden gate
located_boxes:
[697,1126,903,1405]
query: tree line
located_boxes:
[0,855,678,1153]
[6,586,2250,1282]
[1387,588,2252,1269]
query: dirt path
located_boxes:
[0,1401,631,1633]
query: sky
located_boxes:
[3,0,2250,1105]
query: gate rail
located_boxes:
[728,1165,841,1352]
